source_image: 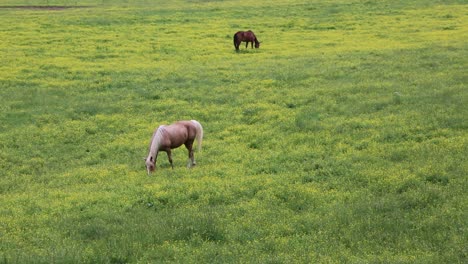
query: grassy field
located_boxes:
[0,0,467,263]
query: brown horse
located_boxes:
[145,120,203,174]
[233,30,260,51]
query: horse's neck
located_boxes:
[149,126,164,157]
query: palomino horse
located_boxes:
[233,30,260,51]
[145,120,203,174]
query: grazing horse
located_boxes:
[233,30,260,51]
[145,120,203,174]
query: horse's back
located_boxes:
[163,121,197,148]
[234,31,243,41]
[235,31,252,38]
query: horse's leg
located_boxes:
[165,149,174,169]
[245,41,248,48]
[185,141,195,168]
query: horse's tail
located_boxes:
[233,33,238,48]
[191,120,203,151]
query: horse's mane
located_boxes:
[148,125,165,158]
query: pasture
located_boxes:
[0,0,467,262]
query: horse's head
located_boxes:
[145,156,156,175]
[255,41,260,48]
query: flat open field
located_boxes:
[0,0,467,262]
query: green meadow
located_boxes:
[0,0,467,262]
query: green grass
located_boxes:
[1,0,467,263]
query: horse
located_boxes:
[233,30,260,51]
[145,120,203,174]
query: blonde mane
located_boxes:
[147,125,165,162]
